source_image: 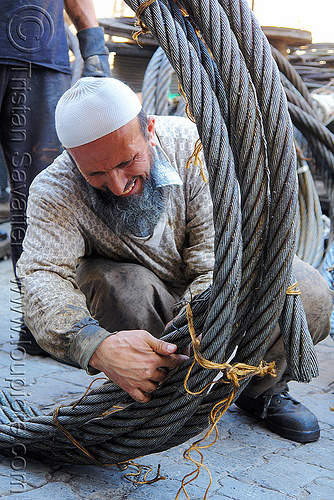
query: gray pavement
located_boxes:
[0,237,333,499]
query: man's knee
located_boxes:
[77,258,156,308]
[76,257,179,334]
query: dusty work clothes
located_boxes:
[76,259,181,338]
[241,256,333,397]
[17,116,215,369]
[76,255,333,390]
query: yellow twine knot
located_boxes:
[286,282,301,296]
[183,303,276,396]
[133,0,156,45]
[176,303,277,499]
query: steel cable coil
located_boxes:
[0,0,319,465]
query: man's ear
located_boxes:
[147,116,157,146]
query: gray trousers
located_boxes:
[77,258,180,337]
[76,256,332,398]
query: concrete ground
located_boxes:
[0,228,333,500]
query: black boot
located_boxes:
[18,322,80,367]
[0,229,10,259]
[235,390,320,443]
[18,323,50,357]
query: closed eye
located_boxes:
[86,171,105,179]
[116,157,135,170]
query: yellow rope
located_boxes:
[286,282,301,296]
[123,462,166,484]
[133,0,157,45]
[178,83,196,123]
[184,303,276,394]
[185,137,207,183]
[175,303,277,499]
[177,85,208,183]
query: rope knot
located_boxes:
[286,282,301,296]
[133,0,156,45]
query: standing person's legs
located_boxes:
[235,256,333,442]
[0,146,10,258]
[0,64,70,268]
[0,63,70,354]
[0,67,11,257]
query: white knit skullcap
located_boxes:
[55,77,142,148]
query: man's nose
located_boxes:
[106,170,128,196]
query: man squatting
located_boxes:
[17,78,333,444]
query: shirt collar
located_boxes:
[153,146,183,188]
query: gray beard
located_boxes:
[84,165,166,237]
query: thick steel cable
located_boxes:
[0,0,318,464]
[143,42,330,269]
[141,46,167,114]
[296,160,326,268]
[288,104,334,157]
[157,0,271,354]
[281,76,320,120]
[142,46,175,115]
[168,0,275,367]
[206,0,316,379]
[274,45,334,221]
[271,46,318,112]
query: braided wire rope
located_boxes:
[273,47,334,221]
[296,159,327,268]
[0,0,318,465]
[142,46,187,116]
[142,47,172,114]
[143,29,334,267]
[271,46,318,112]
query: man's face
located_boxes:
[69,115,166,237]
[68,116,157,197]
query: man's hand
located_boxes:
[77,27,112,77]
[89,331,189,403]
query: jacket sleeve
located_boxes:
[17,186,112,373]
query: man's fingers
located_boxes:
[149,337,178,356]
[130,388,151,403]
[147,337,190,367]
[153,368,168,382]
[161,353,189,369]
[157,366,169,376]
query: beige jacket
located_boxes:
[17,116,215,370]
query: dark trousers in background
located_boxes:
[0,63,70,270]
